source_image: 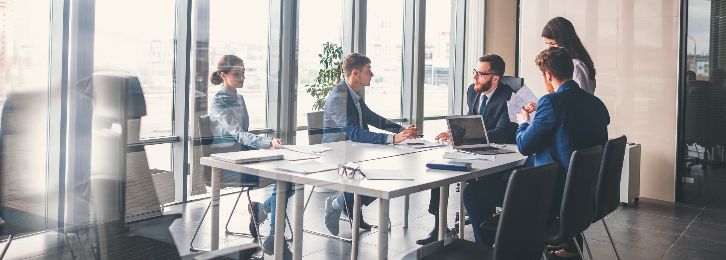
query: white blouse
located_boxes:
[572,59,596,95]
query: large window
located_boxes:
[365,0,404,119]
[94,0,176,139]
[296,0,344,144]
[207,0,270,130]
[423,0,453,117]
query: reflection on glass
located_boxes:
[0,0,51,239]
[365,0,404,119]
[424,0,453,117]
[681,0,726,203]
[94,0,175,138]
[296,0,344,144]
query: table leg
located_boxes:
[438,185,449,241]
[293,184,304,260]
[378,198,390,260]
[351,194,361,260]
[403,195,409,229]
[274,180,288,260]
[458,181,466,239]
[211,167,220,250]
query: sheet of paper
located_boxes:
[274,161,337,174]
[361,169,414,180]
[507,85,539,122]
[282,145,331,154]
[277,149,320,161]
[443,151,495,161]
[398,139,447,149]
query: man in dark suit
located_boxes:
[416,54,518,245]
[515,47,609,258]
[322,53,419,236]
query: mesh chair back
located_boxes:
[594,136,627,221]
[555,145,603,242]
[500,76,524,93]
[494,162,559,260]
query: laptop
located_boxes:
[445,115,515,155]
[211,150,284,164]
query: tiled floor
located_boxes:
[3,166,726,259]
[162,171,726,260]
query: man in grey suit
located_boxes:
[321,53,419,236]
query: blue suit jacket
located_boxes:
[466,83,518,144]
[322,80,404,144]
[516,80,610,178]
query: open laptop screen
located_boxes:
[446,116,489,147]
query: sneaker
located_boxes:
[262,235,293,260]
[248,202,267,239]
[324,196,343,235]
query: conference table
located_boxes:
[199,140,526,260]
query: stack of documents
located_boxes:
[506,85,539,122]
[274,161,338,174]
[443,151,495,161]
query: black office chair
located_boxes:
[588,135,627,260]
[546,145,603,260]
[401,162,560,260]
[190,115,287,251]
[500,76,524,93]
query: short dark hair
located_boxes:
[342,53,371,77]
[478,55,505,76]
[535,47,574,80]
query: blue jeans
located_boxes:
[336,193,376,216]
[262,183,294,236]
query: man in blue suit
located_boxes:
[416,54,518,245]
[322,53,419,236]
[515,47,609,259]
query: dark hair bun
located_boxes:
[210,71,223,85]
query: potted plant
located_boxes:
[304,42,343,145]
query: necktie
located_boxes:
[479,95,488,116]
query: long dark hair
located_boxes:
[541,17,596,80]
[210,55,244,85]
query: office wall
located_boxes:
[484,0,518,75]
[519,0,681,202]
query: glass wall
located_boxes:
[679,0,726,204]
[188,0,273,198]
[365,0,405,119]
[0,0,52,236]
[93,0,177,218]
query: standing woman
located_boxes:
[542,16,597,95]
[209,55,292,258]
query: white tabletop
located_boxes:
[200,141,527,199]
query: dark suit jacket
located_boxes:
[322,80,404,144]
[516,80,610,178]
[466,83,518,144]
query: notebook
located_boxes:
[211,150,284,164]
